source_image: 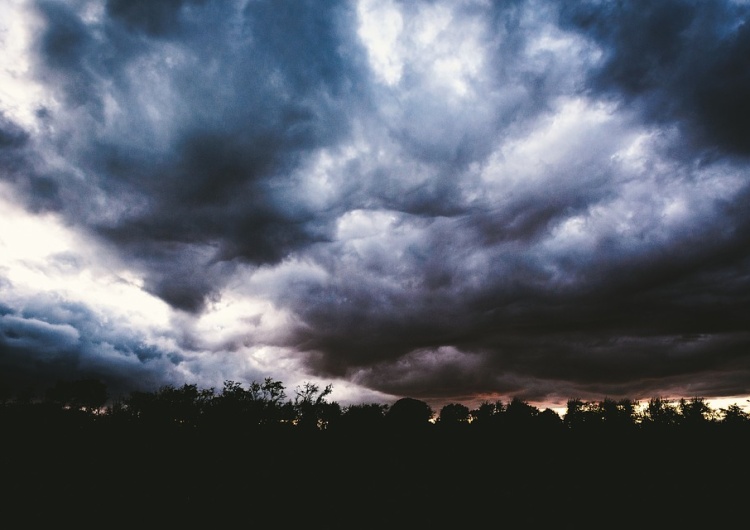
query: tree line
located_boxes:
[3,377,750,526]
[2,376,749,436]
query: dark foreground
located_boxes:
[2,419,748,527]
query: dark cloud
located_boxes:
[560,0,750,155]
[3,0,750,408]
[0,299,179,399]
[0,114,28,149]
[22,0,368,311]
[106,0,208,37]
[33,0,101,109]
[278,149,750,405]
[0,114,30,206]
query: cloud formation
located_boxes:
[561,0,750,155]
[1,0,750,410]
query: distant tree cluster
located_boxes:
[2,377,749,437]
[4,377,750,528]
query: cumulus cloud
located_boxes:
[1,0,750,409]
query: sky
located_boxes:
[2,0,750,413]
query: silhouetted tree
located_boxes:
[339,403,388,433]
[201,380,255,431]
[385,397,433,431]
[719,403,750,432]
[469,400,505,431]
[252,378,295,427]
[251,378,287,404]
[538,407,564,432]
[641,397,680,432]
[563,398,586,430]
[120,383,214,428]
[504,397,540,431]
[437,403,470,429]
[45,379,108,413]
[199,378,295,430]
[600,398,638,432]
[294,382,340,430]
[678,397,715,429]
[563,398,606,431]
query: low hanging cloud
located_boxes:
[1,0,750,409]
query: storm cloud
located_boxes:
[1,0,750,409]
[561,0,750,155]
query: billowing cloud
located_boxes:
[560,0,750,155]
[1,0,750,410]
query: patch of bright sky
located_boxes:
[357,0,486,98]
[190,290,294,350]
[481,97,623,191]
[357,0,404,85]
[0,184,171,330]
[411,2,485,98]
[335,209,399,241]
[540,395,750,419]
[178,338,394,407]
[0,0,48,131]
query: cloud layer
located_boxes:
[2,0,750,409]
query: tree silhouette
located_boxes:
[15,377,750,440]
[538,407,565,432]
[601,398,638,432]
[504,396,540,431]
[719,403,750,430]
[338,403,387,433]
[45,378,108,413]
[437,403,470,429]
[678,397,715,428]
[385,397,433,431]
[116,383,214,428]
[641,397,680,432]
[469,400,504,432]
[293,382,340,430]
[564,397,639,434]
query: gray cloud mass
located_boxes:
[1,0,750,409]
